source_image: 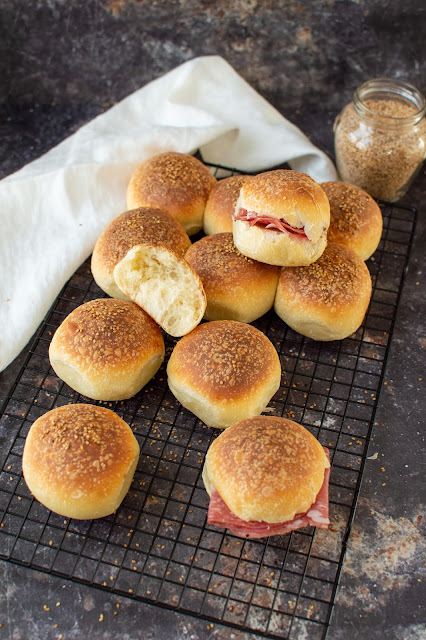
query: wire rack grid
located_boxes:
[0,163,417,639]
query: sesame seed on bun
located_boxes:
[321,181,383,261]
[22,404,140,520]
[203,174,251,235]
[91,207,191,300]
[185,232,279,323]
[274,242,372,341]
[126,152,217,235]
[49,298,165,401]
[167,320,281,428]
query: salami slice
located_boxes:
[234,209,308,239]
[306,449,330,528]
[207,448,330,539]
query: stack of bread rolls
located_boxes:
[22,151,382,528]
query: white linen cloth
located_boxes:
[0,55,337,372]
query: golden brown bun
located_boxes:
[185,233,279,323]
[167,320,281,428]
[203,175,250,235]
[321,181,383,261]
[49,299,165,401]
[233,170,330,266]
[91,207,191,299]
[274,242,372,341]
[113,244,206,337]
[202,416,329,523]
[22,404,140,520]
[126,152,217,235]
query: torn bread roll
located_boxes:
[126,152,217,235]
[113,244,206,337]
[166,320,281,428]
[91,207,191,300]
[203,174,251,235]
[274,242,372,341]
[202,415,330,539]
[49,299,165,401]
[233,169,330,266]
[22,404,140,520]
[321,181,383,261]
[185,232,279,323]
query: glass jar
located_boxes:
[334,78,426,202]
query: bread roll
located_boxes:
[91,207,191,299]
[49,299,165,401]
[185,232,279,323]
[203,174,250,235]
[167,320,281,428]
[274,242,372,341]
[22,404,140,520]
[321,181,383,260]
[203,416,329,523]
[126,152,217,235]
[233,170,330,266]
[113,244,206,337]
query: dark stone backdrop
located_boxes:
[1,0,425,176]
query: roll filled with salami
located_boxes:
[202,416,330,539]
[232,170,330,266]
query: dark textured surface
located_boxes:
[330,174,426,640]
[1,1,425,109]
[1,1,425,639]
[1,0,425,177]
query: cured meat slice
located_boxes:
[305,454,330,528]
[234,208,308,239]
[206,448,330,539]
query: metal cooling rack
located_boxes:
[0,164,417,640]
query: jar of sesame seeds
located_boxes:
[333,78,426,202]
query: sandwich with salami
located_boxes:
[202,415,330,539]
[232,169,330,266]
